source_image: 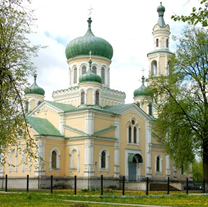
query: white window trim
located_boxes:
[155,154,163,174]
[99,148,109,172]
[69,147,80,172]
[9,148,17,172]
[49,147,61,171]
[127,120,140,145]
[22,148,31,172]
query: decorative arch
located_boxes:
[49,148,60,171]
[9,148,17,172]
[151,60,157,76]
[127,118,140,144]
[69,147,80,172]
[99,148,109,171]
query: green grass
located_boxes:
[0,190,208,207]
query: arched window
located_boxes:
[81,90,85,105]
[156,155,162,173]
[38,100,42,105]
[127,119,139,144]
[148,103,153,116]
[69,147,80,172]
[95,90,99,105]
[156,38,159,47]
[52,150,57,169]
[151,60,157,76]
[133,127,137,143]
[99,148,109,171]
[82,65,87,75]
[49,148,60,171]
[128,126,132,143]
[9,149,17,172]
[101,151,106,168]
[166,38,169,48]
[25,101,29,113]
[92,65,97,74]
[74,67,77,84]
[101,67,105,84]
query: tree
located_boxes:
[0,0,40,164]
[171,0,208,26]
[192,160,203,181]
[149,26,208,188]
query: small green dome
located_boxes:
[25,75,45,96]
[79,59,102,84]
[157,2,165,13]
[65,18,113,60]
[134,76,153,97]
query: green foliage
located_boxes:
[149,26,208,179]
[192,160,203,181]
[0,0,41,163]
[171,0,208,26]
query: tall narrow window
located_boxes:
[74,68,77,84]
[92,65,97,74]
[148,103,153,116]
[156,38,159,47]
[81,91,85,105]
[151,61,157,75]
[95,90,99,105]
[134,127,137,143]
[82,65,86,75]
[101,151,106,168]
[156,156,160,172]
[128,126,132,143]
[25,101,29,113]
[101,67,105,84]
[52,150,57,169]
[166,38,169,48]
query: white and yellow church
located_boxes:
[0,3,192,189]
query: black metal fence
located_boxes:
[0,175,206,196]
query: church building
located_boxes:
[0,3,191,190]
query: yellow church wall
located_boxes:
[35,109,60,130]
[64,140,85,177]
[30,100,36,111]
[87,88,93,104]
[44,138,65,176]
[94,114,114,133]
[65,114,86,136]
[119,112,147,177]
[93,139,115,177]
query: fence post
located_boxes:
[203,178,206,194]
[122,176,125,196]
[74,175,77,195]
[101,175,103,195]
[186,177,188,194]
[146,177,149,196]
[167,177,170,195]
[5,174,7,192]
[50,175,53,194]
[27,175,29,193]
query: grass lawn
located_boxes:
[0,190,208,207]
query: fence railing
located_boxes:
[0,175,206,196]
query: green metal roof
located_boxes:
[79,59,102,83]
[25,75,45,96]
[65,18,113,60]
[45,100,77,111]
[26,116,63,137]
[128,153,143,163]
[134,76,153,97]
[147,49,174,56]
[157,2,166,27]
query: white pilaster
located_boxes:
[84,139,94,177]
[85,112,94,135]
[59,113,65,135]
[145,121,152,177]
[114,117,120,178]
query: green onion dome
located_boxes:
[79,59,102,83]
[65,18,113,60]
[157,2,166,27]
[134,76,153,97]
[25,74,45,96]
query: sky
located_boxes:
[27,0,199,103]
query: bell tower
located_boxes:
[147,2,173,79]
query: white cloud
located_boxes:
[27,0,197,103]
